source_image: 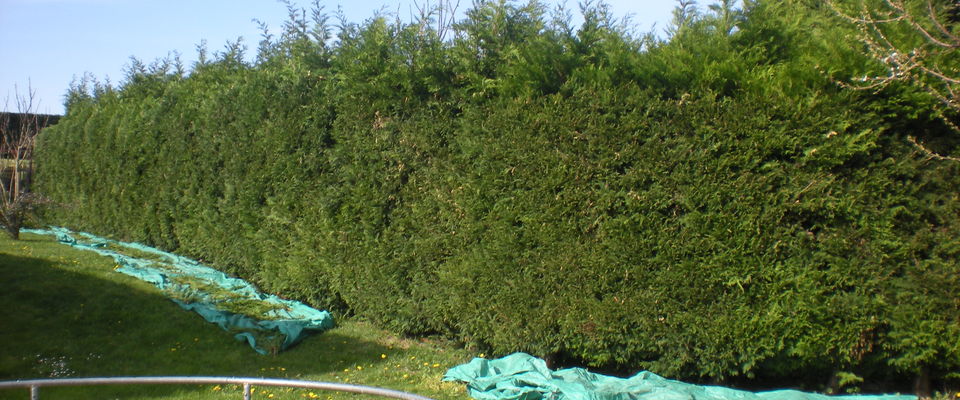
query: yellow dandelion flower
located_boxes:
[268,394,275,398]
[432,363,440,368]
[212,385,222,391]
[479,353,485,358]
[381,354,387,359]
[308,392,318,398]
[280,367,286,371]
[343,368,350,372]
[356,365,362,370]
[403,374,410,379]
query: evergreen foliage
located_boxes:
[35,0,959,389]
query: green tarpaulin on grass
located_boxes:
[444,353,916,400]
[23,226,335,355]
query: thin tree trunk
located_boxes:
[914,365,931,399]
[4,212,20,240]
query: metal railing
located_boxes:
[0,376,436,400]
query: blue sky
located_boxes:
[1,0,679,115]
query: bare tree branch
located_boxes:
[909,135,960,160]
[1,84,52,239]
[828,0,960,161]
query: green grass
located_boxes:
[0,232,475,400]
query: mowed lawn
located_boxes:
[0,231,474,400]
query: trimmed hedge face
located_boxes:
[35,0,959,386]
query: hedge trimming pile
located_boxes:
[443,353,918,400]
[35,0,959,388]
[22,226,335,354]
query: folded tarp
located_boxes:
[23,226,335,355]
[443,353,916,400]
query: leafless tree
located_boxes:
[1,85,51,239]
[829,0,960,161]
[411,0,460,41]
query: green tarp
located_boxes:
[23,226,335,354]
[443,353,916,400]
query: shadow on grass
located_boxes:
[0,250,395,399]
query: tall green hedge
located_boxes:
[35,0,959,389]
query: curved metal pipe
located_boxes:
[0,376,435,400]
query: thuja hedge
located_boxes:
[35,0,959,386]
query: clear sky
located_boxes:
[0,0,679,115]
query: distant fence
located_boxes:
[0,112,60,159]
[0,376,436,400]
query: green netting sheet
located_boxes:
[23,226,335,355]
[443,353,916,400]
